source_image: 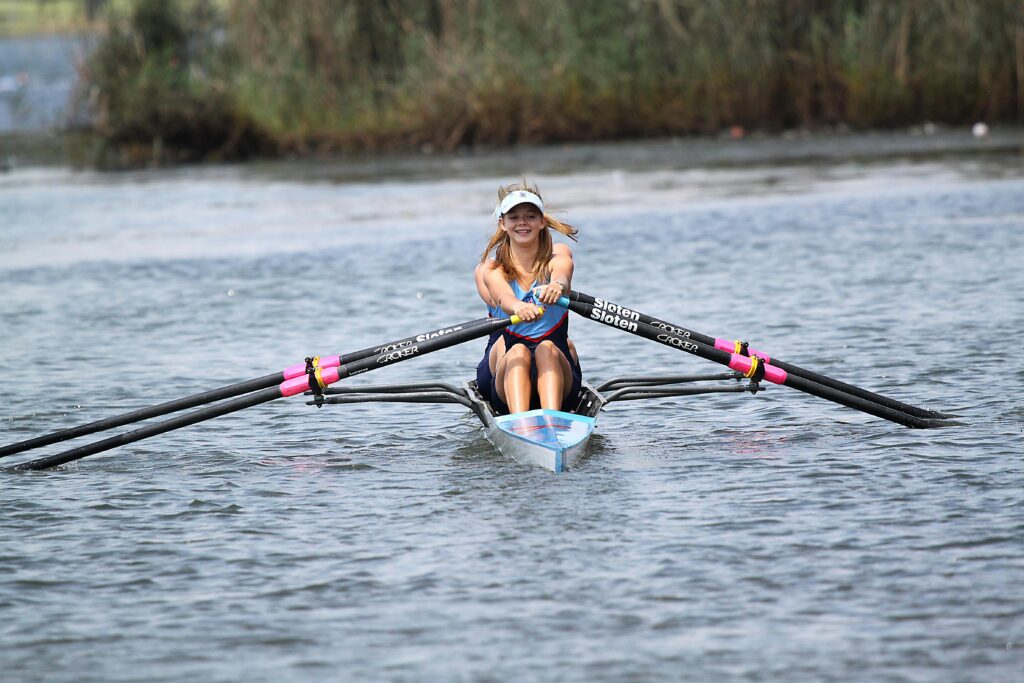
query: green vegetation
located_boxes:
[72,0,1024,166]
[83,0,269,165]
[0,0,144,36]
[0,0,234,37]
[0,0,83,36]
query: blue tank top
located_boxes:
[505,279,569,342]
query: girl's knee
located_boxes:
[535,341,560,362]
[504,343,532,364]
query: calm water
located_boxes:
[1,143,1023,682]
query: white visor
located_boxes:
[494,190,544,219]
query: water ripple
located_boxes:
[1,155,1022,682]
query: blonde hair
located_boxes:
[480,180,578,284]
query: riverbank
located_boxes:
[238,126,1024,185]
[4,125,1023,184]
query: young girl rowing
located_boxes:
[475,182,581,414]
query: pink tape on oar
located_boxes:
[282,355,342,380]
[279,366,343,397]
[714,338,770,363]
[728,354,787,384]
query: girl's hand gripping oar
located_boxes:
[0,318,493,459]
[6,315,522,471]
[555,296,951,429]
[568,289,952,420]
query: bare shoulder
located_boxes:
[481,260,507,283]
[475,259,499,277]
[552,242,574,258]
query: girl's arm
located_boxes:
[536,244,574,304]
[474,263,496,307]
[483,265,543,322]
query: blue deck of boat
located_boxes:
[493,409,595,466]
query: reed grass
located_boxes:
[0,0,148,37]
[79,0,1024,165]
[0,0,85,37]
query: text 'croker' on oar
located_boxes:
[568,289,952,420]
[556,296,952,429]
[5,315,520,471]
[0,317,494,460]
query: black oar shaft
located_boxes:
[565,298,946,429]
[9,389,282,471]
[570,290,949,420]
[0,373,282,459]
[8,316,511,471]
[334,317,508,378]
[0,318,494,459]
[779,372,944,428]
[336,317,491,365]
[756,356,948,419]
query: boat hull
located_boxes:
[465,381,603,472]
[486,409,595,472]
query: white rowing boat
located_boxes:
[316,372,762,472]
[464,381,603,472]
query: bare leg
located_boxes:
[488,336,506,374]
[535,340,573,411]
[566,338,579,365]
[495,343,533,414]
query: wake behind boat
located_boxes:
[314,373,762,472]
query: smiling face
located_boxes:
[500,202,545,245]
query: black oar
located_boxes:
[557,296,950,429]
[0,317,492,459]
[569,290,951,420]
[6,315,514,471]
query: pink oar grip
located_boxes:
[282,363,305,380]
[713,338,736,354]
[728,354,787,384]
[282,355,342,380]
[279,366,342,397]
[714,338,770,363]
[319,366,341,386]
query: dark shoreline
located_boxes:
[3,126,1023,179]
